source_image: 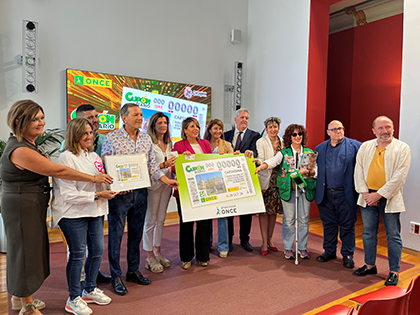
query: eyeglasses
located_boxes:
[328,127,345,133]
[292,132,303,137]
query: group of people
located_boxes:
[0,100,410,315]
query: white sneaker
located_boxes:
[82,288,112,305]
[65,296,93,315]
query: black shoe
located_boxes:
[316,252,337,262]
[112,277,128,295]
[126,270,151,285]
[353,265,378,277]
[385,272,399,286]
[240,241,253,252]
[229,243,233,252]
[343,256,355,269]
[97,270,112,283]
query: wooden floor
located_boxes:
[1,212,419,314]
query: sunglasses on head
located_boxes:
[292,132,303,137]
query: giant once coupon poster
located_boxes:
[176,154,265,222]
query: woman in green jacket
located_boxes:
[255,124,316,260]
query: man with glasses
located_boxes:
[315,120,361,268]
[353,116,410,286]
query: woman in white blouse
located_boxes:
[254,117,284,256]
[143,113,176,273]
[52,118,116,314]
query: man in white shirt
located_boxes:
[353,116,410,286]
[224,109,260,252]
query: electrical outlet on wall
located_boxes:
[409,221,420,235]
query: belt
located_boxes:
[2,183,51,194]
[328,187,344,191]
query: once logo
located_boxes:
[74,76,112,88]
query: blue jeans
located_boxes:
[59,216,104,300]
[361,197,402,272]
[217,218,229,252]
[318,189,358,257]
[108,189,148,279]
[281,190,311,250]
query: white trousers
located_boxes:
[142,184,172,251]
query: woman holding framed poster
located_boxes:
[203,119,234,259]
[143,113,176,273]
[173,117,212,270]
[52,118,116,314]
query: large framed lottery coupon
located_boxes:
[175,154,265,222]
[104,154,151,192]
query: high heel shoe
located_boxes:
[182,261,192,270]
[197,260,208,267]
[145,258,164,273]
[260,249,268,256]
[268,245,278,252]
[156,254,171,268]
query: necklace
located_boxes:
[378,147,386,156]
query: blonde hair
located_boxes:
[7,100,44,142]
[62,118,94,155]
[181,117,200,140]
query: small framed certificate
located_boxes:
[104,154,151,192]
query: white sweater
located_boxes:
[51,150,108,228]
[354,138,411,213]
[256,135,283,190]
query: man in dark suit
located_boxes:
[315,120,361,268]
[224,108,260,252]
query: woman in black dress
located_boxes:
[1,100,113,315]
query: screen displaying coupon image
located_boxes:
[66,69,211,141]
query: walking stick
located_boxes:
[295,182,299,266]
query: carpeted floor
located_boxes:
[11,216,413,315]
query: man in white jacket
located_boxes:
[353,116,410,286]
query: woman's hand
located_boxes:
[164,155,177,168]
[184,151,192,156]
[255,162,268,174]
[95,174,113,184]
[299,169,310,176]
[97,190,117,200]
[253,158,261,166]
[244,150,253,158]
[233,150,241,155]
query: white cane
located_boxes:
[295,182,299,266]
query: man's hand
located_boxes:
[363,192,381,206]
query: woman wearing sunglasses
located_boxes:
[253,124,316,260]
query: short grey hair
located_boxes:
[264,117,282,128]
[121,103,139,117]
[234,108,250,118]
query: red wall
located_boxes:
[326,14,403,142]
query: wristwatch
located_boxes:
[94,193,99,200]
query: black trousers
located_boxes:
[176,198,211,262]
[227,213,253,245]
